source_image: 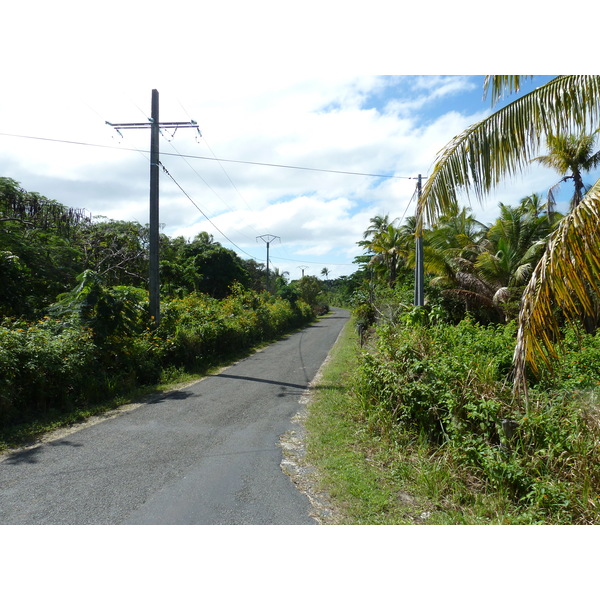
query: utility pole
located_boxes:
[107,89,200,324]
[298,266,308,278]
[256,234,280,293]
[414,174,425,307]
[149,90,160,324]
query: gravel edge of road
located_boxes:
[279,349,344,525]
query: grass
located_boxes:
[304,317,544,524]
[305,318,425,524]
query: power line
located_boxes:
[199,136,261,226]
[158,161,258,261]
[162,137,260,245]
[0,128,417,271]
[0,131,416,179]
[270,255,353,266]
[154,167,355,267]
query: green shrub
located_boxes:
[356,318,515,444]
[0,283,314,433]
[0,321,98,427]
[353,316,600,523]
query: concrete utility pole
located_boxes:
[256,234,280,293]
[414,174,425,307]
[298,266,308,278]
[107,89,200,324]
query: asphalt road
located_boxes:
[0,308,349,525]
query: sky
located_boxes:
[2,0,597,590]
[3,2,597,283]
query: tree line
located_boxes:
[0,176,333,320]
[356,116,600,400]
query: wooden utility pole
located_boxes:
[107,89,200,324]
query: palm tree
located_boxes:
[359,221,407,287]
[424,198,556,322]
[425,206,495,314]
[416,75,600,401]
[362,214,395,241]
[532,131,600,210]
[474,199,555,319]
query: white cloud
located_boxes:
[0,13,576,282]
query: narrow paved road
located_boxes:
[0,308,349,524]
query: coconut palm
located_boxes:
[362,214,396,241]
[532,131,600,211]
[425,206,494,313]
[425,198,556,322]
[362,224,407,287]
[416,75,600,400]
[359,215,406,287]
[474,198,555,319]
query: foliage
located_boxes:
[514,179,600,396]
[163,232,250,299]
[532,130,600,210]
[414,75,600,397]
[80,218,148,287]
[355,318,515,442]
[0,321,99,428]
[0,277,314,435]
[0,179,260,321]
[48,270,148,340]
[424,198,559,323]
[0,177,320,440]
[322,269,369,308]
[353,315,600,523]
[358,214,413,288]
[0,176,91,235]
[295,275,329,314]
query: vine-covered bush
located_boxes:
[0,279,314,430]
[355,318,516,444]
[354,317,600,523]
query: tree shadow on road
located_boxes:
[214,373,308,390]
[2,438,84,465]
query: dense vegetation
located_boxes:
[304,181,600,523]
[321,107,600,523]
[0,177,324,445]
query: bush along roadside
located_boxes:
[0,273,314,442]
[353,317,600,524]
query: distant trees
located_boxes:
[0,178,256,319]
[0,177,90,316]
[355,193,561,325]
[160,232,250,299]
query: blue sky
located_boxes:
[0,4,595,280]
[3,73,588,280]
[2,0,598,589]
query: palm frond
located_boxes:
[513,177,600,399]
[418,75,600,233]
[483,76,533,106]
